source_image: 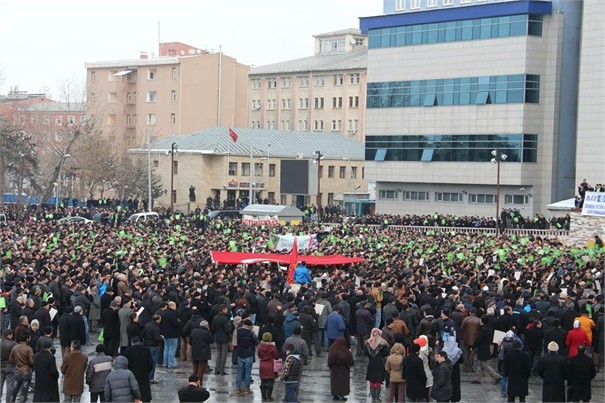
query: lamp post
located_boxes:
[147,125,152,212]
[169,142,178,213]
[315,151,323,219]
[56,153,70,210]
[491,149,507,233]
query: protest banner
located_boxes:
[273,234,316,251]
[582,191,605,216]
[242,214,280,226]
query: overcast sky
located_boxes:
[0,0,382,99]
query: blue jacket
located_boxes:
[293,265,311,285]
[325,312,345,340]
[283,313,301,339]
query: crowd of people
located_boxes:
[0,202,603,402]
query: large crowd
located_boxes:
[0,203,603,402]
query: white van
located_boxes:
[128,212,160,224]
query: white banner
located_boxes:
[242,214,280,226]
[582,192,605,217]
[273,234,316,251]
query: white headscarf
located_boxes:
[441,337,462,365]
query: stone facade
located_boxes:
[566,213,605,247]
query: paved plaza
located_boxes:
[6,336,603,403]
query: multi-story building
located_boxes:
[128,127,366,211]
[361,0,583,217]
[85,42,249,150]
[575,0,604,186]
[249,29,368,142]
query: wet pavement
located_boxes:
[7,335,605,402]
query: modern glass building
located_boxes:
[360,0,583,217]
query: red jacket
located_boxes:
[565,328,590,358]
[257,341,280,379]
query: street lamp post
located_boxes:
[491,149,507,233]
[147,125,153,212]
[56,153,70,210]
[169,142,178,213]
[315,151,323,219]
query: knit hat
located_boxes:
[262,332,273,342]
[573,320,581,328]
[547,341,559,352]
[74,306,82,313]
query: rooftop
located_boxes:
[25,102,85,112]
[131,127,364,160]
[250,47,367,75]
[313,28,363,37]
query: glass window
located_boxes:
[228,162,237,176]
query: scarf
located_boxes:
[366,328,388,356]
[441,337,462,365]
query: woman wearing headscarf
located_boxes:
[365,328,390,402]
[414,335,434,401]
[258,332,280,402]
[440,335,463,402]
[384,343,406,402]
[327,336,354,401]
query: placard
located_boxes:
[492,330,506,345]
[315,304,325,316]
[49,307,58,321]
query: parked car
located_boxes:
[207,210,240,220]
[128,211,160,223]
[57,216,93,225]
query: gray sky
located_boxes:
[0,0,382,99]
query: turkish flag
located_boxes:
[229,128,238,143]
[286,237,298,284]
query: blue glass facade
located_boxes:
[368,14,543,48]
[366,134,538,162]
[367,74,539,108]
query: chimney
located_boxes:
[140,51,148,59]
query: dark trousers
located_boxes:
[260,379,275,399]
[387,382,405,402]
[90,391,105,403]
[215,342,229,373]
[192,360,208,386]
[104,336,120,358]
[12,372,32,403]
[507,396,526,402]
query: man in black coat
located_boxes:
[503,340,531,402]
[32,339,60,402]
[190,321,215,386]
[69,306,86,345]
[472,315,500,384]
[401,343,427,402]
[211,304,231,375]
[177,374,210,402]
[58,306,73,357]
[568,345,597,402]
[123,336,154,403]
[355,301,374,357]
[101,302,120,357]
[542,318,567,356]
[536,341,567,403]
[143,314,163,383]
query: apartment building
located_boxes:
[361,0,584,217]
[249,29,368,142]
[85,42,249,150]
[128,127,366,211]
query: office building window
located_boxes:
[332,120,342,131]
[427,0,438,8]
[368,14,543,49]
[328,193,335,205]
[351,166,357,179]
[132,114,137,125]
[251,79,261,89]
[91,71,96,82]
[228,162,237,176]
[319,38,345,54]
[146,91,157,103]
[328,166,335,178]
[315,75,325,86]
[299,98,309,109]
[171,113,176,125]
[298,120,308,130]
[242,163,250,176]
[269,164,276,177]
[349,96,359,108]
[350,73,360,84]
[395,0,405,11]
[43,115,50,125]
[435,192,463,203]
[267,99,276,110]
[348,119,359,131]
[266,121,276,129]
[469,194,496,204]
[505,194,529,205]
[299,76,309,87]
[254,163,263,176]
[267,78,277,89]
[367,74,539,108]
[333,97,342,108]
[108,92,117,104]
[282,77,292,88]
[280,120,290,130]
[366,133,537,162]
[339,166,346,178]
[148,69,157,80]
[313,120,324,131]
[443,0,454,5]
[252,99,261,110]
[89,93,96,104]
[380,190,398,199]
[172,67,177,79]
[171,90,177,102]
[334,74,344,86]
[314,97,324,109]
[404,191,429,201]
[281,98,291,110]
[55,116,63,125]
[410,0,420,10]
[147,113,156,125]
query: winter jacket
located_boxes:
[0,338,17,368]
[431,359,453,402]
[8,342,33,375]
[211,312,231,343]
[142,320,163,347]
[161,308,180,339]
[385,344,405,383]
[315,299,333,329]
[61,349,89,395]
[283,313,301,339]
[190,327,215,361]
[355,307,374,336]
[236,326,257,359]
[86,353,113,393]
[326,312,345,340]
[258,341,280,380]
[104,356,141,402]
[280,353,302,383]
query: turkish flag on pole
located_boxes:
[286,237,298,284]
[228,128,239,143]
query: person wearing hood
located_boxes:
[280,343,303,403]
[536,341,567,403]
[384,342,406,402]
[365,328,389,402]
[258,332,280,402]
[401,343,427,402]
[431,351,453,402]
[282,304,301,340]
[503,339,531,402]
[104,356,141,403]
[441,335,463,402]
[328,336,354,401]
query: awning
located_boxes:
[114,70,133,76]
[210,251,363,266]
